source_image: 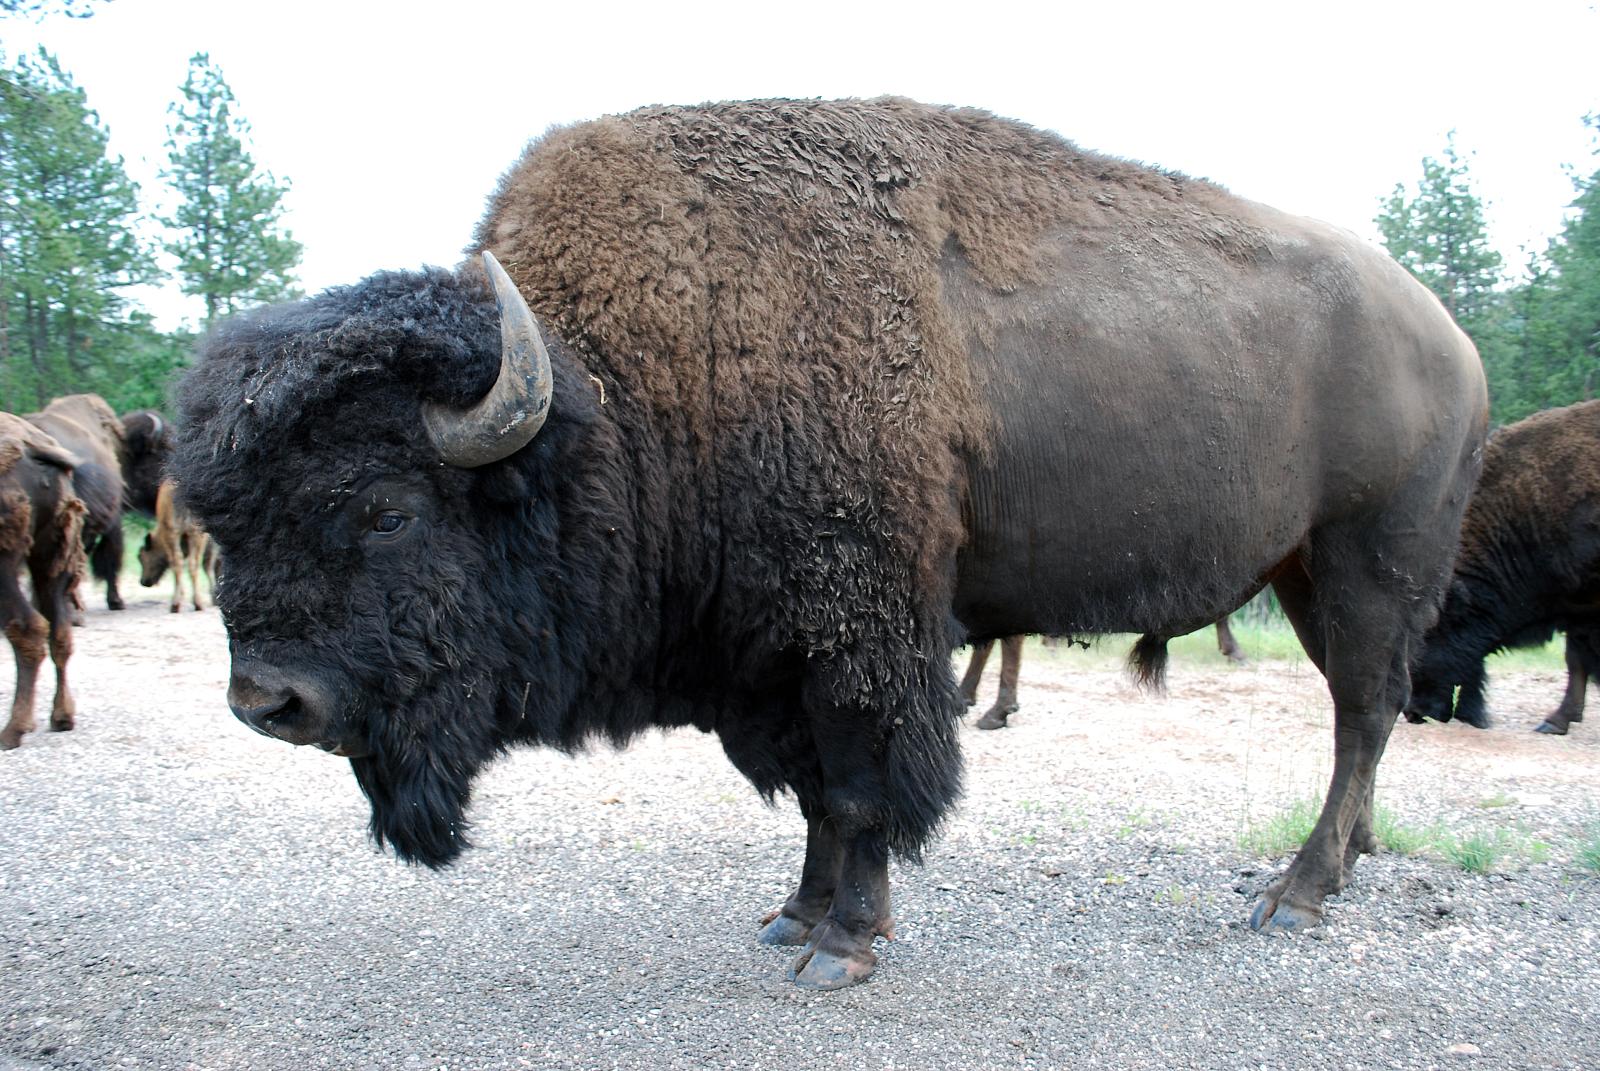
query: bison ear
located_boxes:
[421,252,553,468]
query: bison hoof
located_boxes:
[107,597,125,611]
[0,730,22,750]
[1534,720,1569,736]
[790,944,877,990]
[169,604,181,614]
[1249,894,1322,935]
[975,703,1017,730]
[48,715,74,732]
[757,912,814,947]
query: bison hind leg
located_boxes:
[1254,516,1451,934]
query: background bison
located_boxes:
[0,413,86,750]
[23,396,173,612]
[1408,400,1600,734]
[172,98,1486,989]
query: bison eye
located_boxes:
[371,510,409,536]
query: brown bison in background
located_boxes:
[0,414,86,750]
[172,98,1486,990]
[961,619,1246,730]
[1407,400,1600,734]
[24,396,173,612]
[138,480,213,613]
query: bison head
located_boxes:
[173,253,558,868]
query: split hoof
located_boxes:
[1249,895,1322,934]
[0,730,22,750]
[757,913,814,947]
[1534,720,1569,736]
[975,703,1017,730]
[790,944,877,990]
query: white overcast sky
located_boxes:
[10,0,1599,330]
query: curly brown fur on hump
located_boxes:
[473,98,1256,622]
[1462,400,1600,558]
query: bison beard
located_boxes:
[174,97,1487,992]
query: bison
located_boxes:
[1407,400,1600,734]
[138,480,214,613]
[0,413,86,750]
[172,98,1486,989]
[24,396,172,611]
[960,619,1246,730]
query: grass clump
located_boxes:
[1373,805,1439,856]
[1240,795,1321,857]
[1577,828,1600,873]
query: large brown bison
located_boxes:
[24,396,172,611]
[171,99,1486,989]
[1407,401,1600,734]
[0,414,86,750]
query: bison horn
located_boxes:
[422,251,554,467]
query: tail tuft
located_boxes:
[1127,634,1169,692]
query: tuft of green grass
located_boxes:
[1476,792,1517,809]
[1240,795,1322,857]
[1438,829,1508,874]
[1373,805,1439,856]
[1577,828,1600,873]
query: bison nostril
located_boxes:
[232,692,301,736]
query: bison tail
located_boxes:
[1128,633,1170,692]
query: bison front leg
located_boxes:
[758,806,843,946]
[789,829,893,990]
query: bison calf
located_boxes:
[0,414,87,750]
[138,480,213,612]
[1408,400,1600,734]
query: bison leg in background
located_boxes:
[1214,615,1247,664]
[958,636,1024,729]
[184,533,210,611]
[1538,630,1596,735]
[158,525,187,613]
[975,635,1023,730]
[1451,661,1490,729]
[1,544,47,751]
[34,555,75,733]
[90,522,125,611]
[959,639,993,706]
[1253,525,1430,932]
[757,804,844,946]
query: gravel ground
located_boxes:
[5,593,1600,1070]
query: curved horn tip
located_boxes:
[421,250,554,468]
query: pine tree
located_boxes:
[1518,116,1600,417]
[160,53,301,326]
[1376,133,1513,421]
[1376,131,1505,329]
[0,49,162,410]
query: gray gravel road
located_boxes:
[5,595,1600,1070]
